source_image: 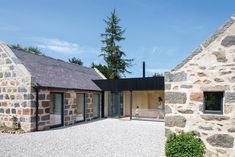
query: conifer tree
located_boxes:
[100,9,133,79]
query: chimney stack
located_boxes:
[143,61,145,78]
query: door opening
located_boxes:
[50,93,64,128]
[111,92,123,117]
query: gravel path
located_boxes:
[0,119,164,157]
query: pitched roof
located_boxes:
[172,15,235,71]
[10,48,103,91]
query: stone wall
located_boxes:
[0,43,35,132]
[165,16,235,156]
[0,42,102,132]
[36,88,102,131]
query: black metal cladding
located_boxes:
[93,77,164,91]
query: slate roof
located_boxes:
[11,48,103,91]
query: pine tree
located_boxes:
[91,62,113,78]
[68,57,83,65]
[100,9,133,79]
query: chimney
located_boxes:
[143,61,145,78]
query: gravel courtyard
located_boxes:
[0,119,164,157]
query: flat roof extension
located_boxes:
[93,77,164,91]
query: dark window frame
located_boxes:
[203,91,224,114]
[50,92,64,128]
[93,93,101,119]
[75,93,86,123]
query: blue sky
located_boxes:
[1,0,235,77]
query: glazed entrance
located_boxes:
[108,90,164,120]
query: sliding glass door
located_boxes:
[112,92,120,117]
[75,93,85,122]
[93,94,100,119]
[50,93,64,127]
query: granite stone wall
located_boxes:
[0,43,35,132]
[165,16,235,156]
[0,42,102,132]
[36,88,101,131]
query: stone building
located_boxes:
[165,15,235,156]
[0,42,103,132]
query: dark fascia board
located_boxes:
[33,85,102,92]
[93,77,165,91]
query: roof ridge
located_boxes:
[9,46,102,91]
[172,15,235,72]
[232,14,235,19]
[10,47,94,71]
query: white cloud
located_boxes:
[133,46,174,62]
[38,38,98,54]
[146,68,170,74]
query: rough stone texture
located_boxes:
[214,78,224,82]
[180,85,192,89]
[225,92,235,103]
[178,108,193,114]
[0,43,102,132]
[165,84,171,90]
[199,125,213,131]
[0,43,34,132]
[190,92,203,102]
[203,18,235,48]
[203,79,212,84]
[165,71,187,82]
[200,85,230,91]
[228,128,235,133]
[197,72,207,77]
[224,105,233,114]
[193,80,201,85]
[164,105,172,114]
[221,71,232,75]
[212,51,228,62]
[204,149,220,157]
[165,128,172,138]
[165,92,186,104]
[200,115,230,121]
[230,76,235,83]
[165,15,235,156]
[172,46,203,71]
[191,130,200,137]
[221,35,235,47]
[207,134,234,148]
[165,115,186,128]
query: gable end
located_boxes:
[172,16,235,72]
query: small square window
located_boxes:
[204,92,224,114]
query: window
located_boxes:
[75,93,85,122]
[93,94,100,118]
[204,92,223,114]
[50,93,63,127]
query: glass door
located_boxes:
[75,93,85,122]
[93,94,100,119]
[111,92,123,117]
[50,93,63,127]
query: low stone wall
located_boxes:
[165,16,235,156]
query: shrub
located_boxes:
[11,116,20,130]
[165,132,205,157]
